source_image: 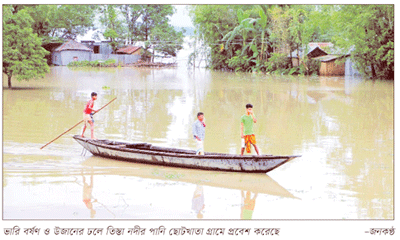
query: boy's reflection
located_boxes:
[240,191,258,219]
[82,169,97,218]
[192,185,205,219]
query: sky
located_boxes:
[169,5,194,28]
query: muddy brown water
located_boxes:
[2,66,393,219]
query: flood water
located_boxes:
[2,65,393,220]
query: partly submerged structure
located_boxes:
[50,40,142,66]
[52,40,93,66]
[289,42,358,76]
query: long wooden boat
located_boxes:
[73,135,301,173]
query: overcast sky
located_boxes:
[170,5,194,28]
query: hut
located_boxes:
[52,40,93,66]
[289,42,357,76]
[313,54,350,76]
[290,43,330,67]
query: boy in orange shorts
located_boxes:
[240,103,260,155]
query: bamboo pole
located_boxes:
[40,97,117,150]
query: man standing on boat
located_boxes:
[193,112,206,155]
[81,92,98,139]
[241,104,260,155]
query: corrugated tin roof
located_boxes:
[116,45,141,54]
[291,46,328,58]
[54,40,93,52]
[313,54,349,62]
[308,46,328,58]
[290,42,333,58]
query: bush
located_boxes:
[227,52,250,72]
[304,58,320,75]
[67,59,118,68]
[265,53,291,73]
[104,58,116,66]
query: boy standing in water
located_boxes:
[82,92,98,139]
[241,103,260,155]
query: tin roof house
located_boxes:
[289,42,331,67]
[289,42,355,76]
[52,40,93,66]
[313,54,350,76]
[49,39,145,66]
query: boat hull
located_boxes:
[73,136,300,173]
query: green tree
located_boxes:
[190,4,394,77]
[129,5,178,62]
[3,6,49,88]
[190,5,246,69]
[21,5,97,43]
[99,5,125,53]
[242,6,271,71]
[269,6,312,71]
[151,25,185,60]
[99,5,183,61]
[119,5,143,45]
[191,5,272,70]
[332,5,394,79]
[132,5,175,42]
[304,5,337,42]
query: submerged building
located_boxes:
[50,40,142,66]
[51,40,93,66]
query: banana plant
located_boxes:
[222,5,271,71]
[221,9,252,58]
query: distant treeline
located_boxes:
[188,5,394,80]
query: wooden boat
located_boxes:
[73,135,301,173]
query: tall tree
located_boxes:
[197,5,269,72]
[133,5,175,42]
[119,5,183,62]
[332,5,394,79]
[3,6,49,88]
[22,5,97,43]
[189,5,244,69]
[99,5,125,53]
[222,8,259,71]
[119,5,143,45]
[151,25,185,61]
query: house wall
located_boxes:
[100,42,113,55]
[119,54,141,64]
[90,54,141,65]
[51,52,63,66]
[53,51,92,66]
[90,54,115,62]
[51,51,141,66]
[320,60,346,76]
